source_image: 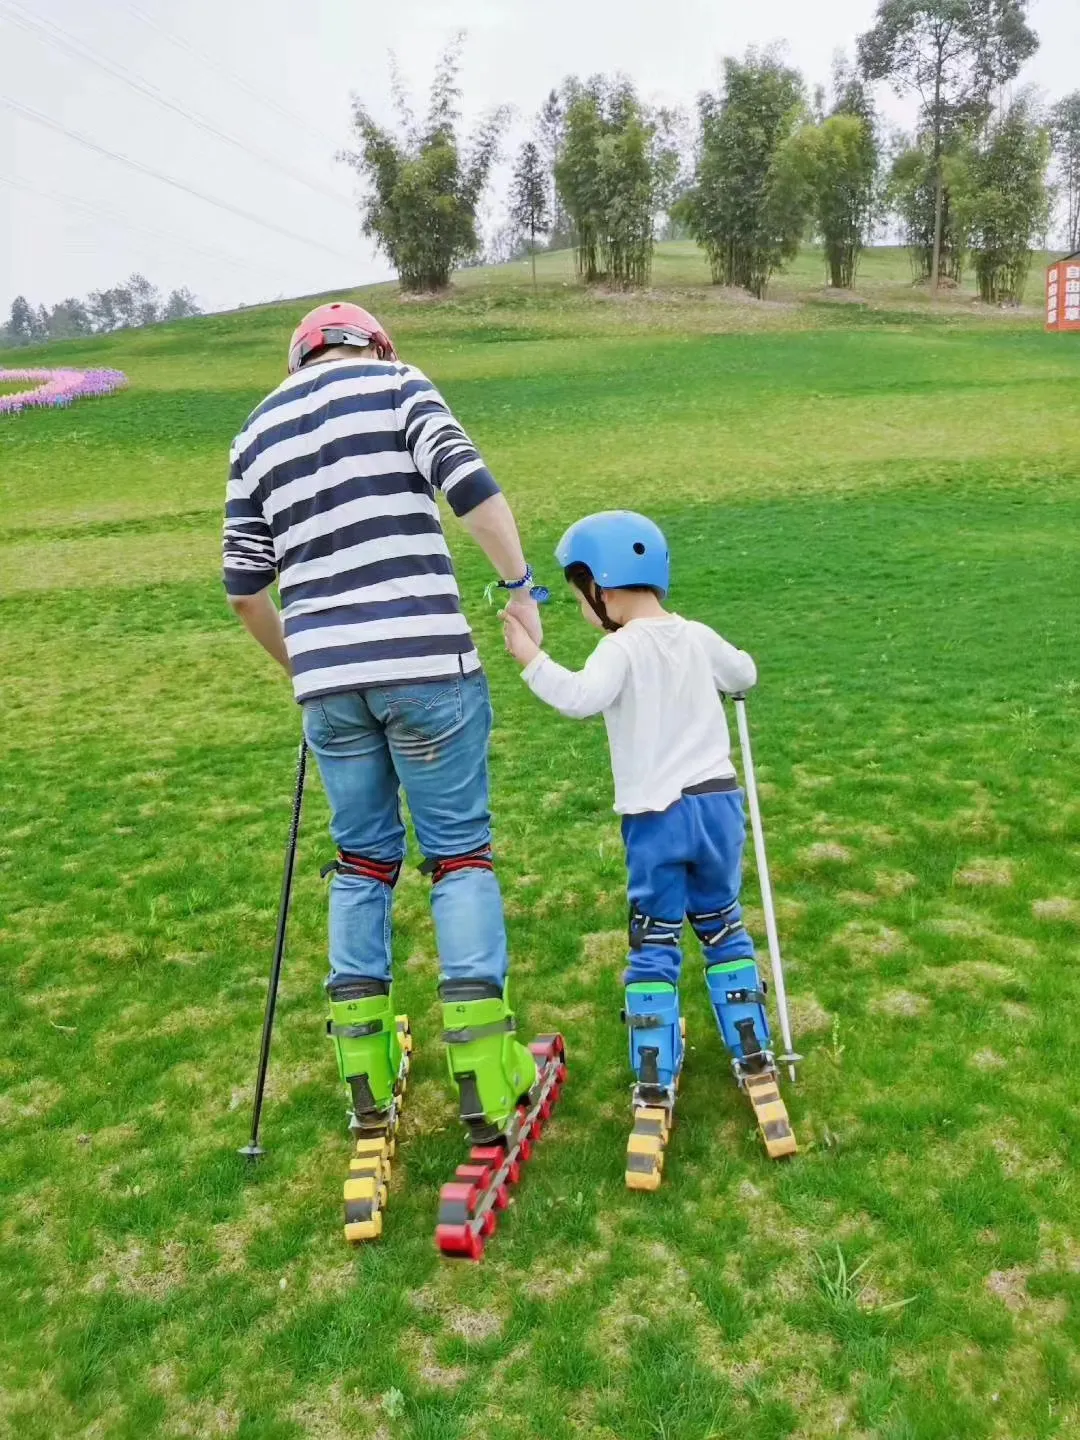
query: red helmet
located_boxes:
[287,301,396,373]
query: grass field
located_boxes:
[2,243,1080,1440]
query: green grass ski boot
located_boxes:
[440,981,537,1143]
[435,980,567,1260]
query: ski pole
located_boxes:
[731,696,801,1085]
[239,739,308,1160]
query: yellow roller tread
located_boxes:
[344,1176,379,1204]
[764,1132,799,1159]
[745,1081,782,1109]
[743,1074,798,1160]
[635,1105,671,1142]
[344,1213,383,1242]
[349,1159,388,1185]
[753,1102,789,1125]
[627,1132,664,1158]
[625,1166,662,1192]
[342,1015,411,1245]
[351,1146,388,1169]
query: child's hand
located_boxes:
[501,608,541,666]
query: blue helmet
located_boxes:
[555,511,670,598]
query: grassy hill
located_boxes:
[460,241,1058,310]
[2,244,1080,1440]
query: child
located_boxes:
[502,511,788,1182]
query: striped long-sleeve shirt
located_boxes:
[223,357,499,703]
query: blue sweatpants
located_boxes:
[621,789,756,987]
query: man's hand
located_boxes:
[501,608,541,667]
[458,494,544,643]
[503,593,543,646]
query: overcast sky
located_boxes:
[1,0,1077,317]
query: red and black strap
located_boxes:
[420,846,494,886]
[321,851,402,887]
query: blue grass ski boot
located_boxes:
[624,982,685,1191]
[704,959,796,1159]
[327,980,413,1243]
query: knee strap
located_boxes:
[421,845,493,886]
[321,851,402,886]
[628,906,683,953]
[689,903,743,948]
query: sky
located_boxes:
[1,0,1077,318]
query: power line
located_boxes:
[123,2,345,154]
[0,95,359,263]
[0,171,291,285]
[0,0,354,209]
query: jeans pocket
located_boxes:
[302,697,336,746]
[386,681,464,744]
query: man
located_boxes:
[223,300,543,1176]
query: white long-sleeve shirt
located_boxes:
[521,616,757,815]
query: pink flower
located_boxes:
[0,367,128,415]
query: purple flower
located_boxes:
[0,367,128,416]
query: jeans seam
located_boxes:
[314,697,336,741]
[382,885,392,972]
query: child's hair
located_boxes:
[564,562,661,632]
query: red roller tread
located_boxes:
[439,1181,479,1214]
[436,1224,484,1259]
[437,1032,566,1260]
[455,1164,493,1188]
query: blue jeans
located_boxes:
[622,790,756,987]
[301,671,508,990]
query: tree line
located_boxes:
[1,274,201,349]
[344,2,1080,305]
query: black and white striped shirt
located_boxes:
[223,358,499,703]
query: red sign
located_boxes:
[1046,254,1080,332]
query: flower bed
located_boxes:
[0,367,128,415]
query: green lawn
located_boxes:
[2,245,1080,1440]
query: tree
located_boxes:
[888,139,970,282]
[1051,92,1080,254]
[536,89,571,247]
[163,287,202,321]
[555,77,678,289]
[961,94,1050,302]
[127,273,162,327]
[45,298,93,340]
[3,295,37,347]
[681,50,809,298]
[858,0,1038,291]
[556,79,605,281]
[87,286,120,333]
[3,276,195,345]
[341,38,507,292]
[779,112,880,288]
[510,142,550,290]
